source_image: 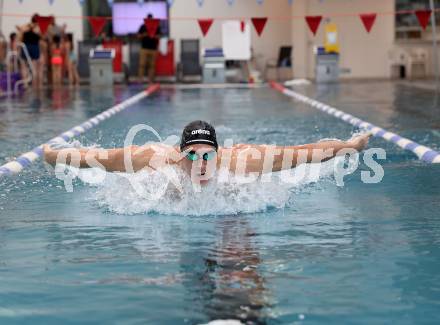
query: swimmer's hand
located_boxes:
[348,132,372,152]
[43,144,57,166]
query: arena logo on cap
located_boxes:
[191,129,211,135]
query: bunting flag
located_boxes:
[415,10,432,31]
[305,15,322,35]
[144,18,160,37]
[198,19,213,36]
[251,17,268,36]
[88,17,107,37]
[13,5,436,39]
[36,16,52,35]
[360,13,377,33]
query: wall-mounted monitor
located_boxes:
[112,2,168,35]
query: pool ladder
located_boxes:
[5,42,34,96]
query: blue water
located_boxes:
[0,83,439,324]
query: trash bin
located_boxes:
[315,52,339,83]
[203,48,225,84]
[89,49,115,87]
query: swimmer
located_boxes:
[43,120,371,185]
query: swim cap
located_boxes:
[180,120,218,151]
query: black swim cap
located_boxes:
[180,120,218,151]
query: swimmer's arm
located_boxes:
[43,145,134,172]
[43,144,177,172]
[229,133,371,173]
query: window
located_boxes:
[395,0,440,41]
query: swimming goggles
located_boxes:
[185,151,216,161]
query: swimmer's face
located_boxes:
[181,144,218,185]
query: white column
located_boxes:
[291,0,309,79]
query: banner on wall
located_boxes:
[360,13,377,33]
[305,15,322,35]
[251,17,267,36]
[8,5,437,38]
[144,18,160,37]
[36,15,52,35]
[198,19,214,36]
[415,10,432,30]
[88,17,107,37]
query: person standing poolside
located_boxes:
[137,13,161,84]
[17,14,43,88]
[51,35,64,87]
[64,33,80,86]
[43,121,372,187]
[7,33,20,74]
[46,16,66,85]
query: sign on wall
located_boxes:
[222,20,251,60]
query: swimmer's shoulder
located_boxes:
[135,143,181,160]
[217,144,252,161]
[218,144,264,153]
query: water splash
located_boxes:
[76,159,340,216]
[52,137,362,216]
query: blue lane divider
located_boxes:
[270,82,440,164]
[0,84,160,177]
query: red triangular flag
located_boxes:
[197,19,213,37]
[305,16,322,35]
[144,18,160,37]
[88,17,107,37]
[240,20,245,32]
[36,15,52,36]
[415,10,432,31]
[360,13,377,33]
[251,17,267,36]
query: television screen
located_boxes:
[112,2,168,35]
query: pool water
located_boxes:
[0,83,439,324]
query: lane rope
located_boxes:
[270,81,440,164]
[0,84,160,177]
